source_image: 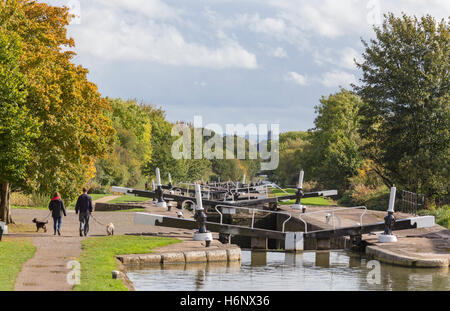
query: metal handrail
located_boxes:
[214,205,292,233]
[299,206,367,233]
[181,199,197,212]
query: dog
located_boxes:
[32,218,48,233]
[106,223,115,236]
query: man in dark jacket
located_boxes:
[49,192,67,236]
[75,188,93,237]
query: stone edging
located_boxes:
[95,202,146,211]
[366,245,449,268]
[117,248,241,266]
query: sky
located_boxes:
[47,0,449,134]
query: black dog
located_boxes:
[32,218,48,233]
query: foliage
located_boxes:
[355,13,449,205]
[10,192,34,207]
[0,0,115,206]
[0,238,36,291]
[418,205,450,229]
[267,131,310,187]
[95,98,152,188]
[0,30,38,186]
[73,236,180,291]
[142,108,180,181]
[338,184,391,211]
[306,89,364,194]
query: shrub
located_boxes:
[338,184,391,211]
[10,192,33,207]
[418,205,450,229]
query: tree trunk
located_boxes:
[0,182,13,225]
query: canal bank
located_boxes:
[277,205,450,268]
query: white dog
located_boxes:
[106,223,115,236]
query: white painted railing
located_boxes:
[298,206,368,233]
[214,205,292,233]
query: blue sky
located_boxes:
[48,0,449,133]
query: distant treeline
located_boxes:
[91,98,261,193]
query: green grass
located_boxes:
[418,205,450,229]
[110,208,147,212]
[0,238,36,291]
[107,195,151,204]
[271,189,335,206]
[90,193,113,201]
[73,235,180,291]
[11,205,48,210]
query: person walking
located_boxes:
[75,188,93,237]
[48,192,67,236]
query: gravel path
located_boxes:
[10,201,192,291]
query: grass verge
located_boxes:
[73,235,180,291]
[0,238,36,291]
[107,195,151,204]
[271,189,335,206]
[11,205,48,210]
[418,205,450,229]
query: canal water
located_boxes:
[127,251,449,291]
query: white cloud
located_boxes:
[237,14,287,35]
[288,72,308,86]
[95,0,182,20]
[65,1,257,69]
[339,47,362,70]
[270,47,288,58]
[267,0,450,38]
[319,70,357,87]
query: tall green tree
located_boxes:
[306,89,364,194]
[0,0,114,210]
[142,107,180,181]
[355,14,449,204]
[0,30,39,223]
[267,131,309,187]
[95,99,152,187]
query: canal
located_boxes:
[127,250,449,291]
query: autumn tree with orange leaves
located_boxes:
[0,0,115,224]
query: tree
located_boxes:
[0,1,114,208]
[267,131,309,187]
[306,89,364,194]
[0,30,39,223]
[355,14,449,205]
[142,107,180,181]
[95,99,152,188]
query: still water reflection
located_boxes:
[127,251,449,291]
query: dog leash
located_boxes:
[37,211,52,223]
[90,213,107,227]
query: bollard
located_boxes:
[167,202,172,212]
[193,184,213,247]
[152,180,157,203]
[155,168,167,208]
[0,221,6,241]
[378,187,398,243]
[112,271,121,279]
[292,170,306,213]
[168,173,174,195]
